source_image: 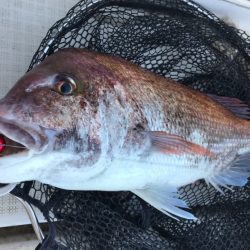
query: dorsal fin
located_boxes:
[208,94,250,119]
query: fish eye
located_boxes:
[58,81,73,95]
[55,75,77,95]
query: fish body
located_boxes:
[0,48,249,219]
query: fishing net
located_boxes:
[10,0,250,249]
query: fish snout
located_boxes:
[0,116,56,153]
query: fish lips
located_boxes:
[0,117,55,153]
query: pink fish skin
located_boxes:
[0,48,249,220]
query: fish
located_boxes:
[0,48,249,220]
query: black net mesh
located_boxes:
[10,0,250,249]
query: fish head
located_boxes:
[0,48,130,185]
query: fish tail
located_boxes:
[208,151,250,192]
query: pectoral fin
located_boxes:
[147,131,214,157]
[132,186,196,220]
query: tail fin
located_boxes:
[208,151,250,193]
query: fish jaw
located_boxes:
[0,116,62,183]
[0,115,59,152]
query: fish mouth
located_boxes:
[0,118,51,158]
[0,135,27,157]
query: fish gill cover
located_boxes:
[10,0,250,249]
